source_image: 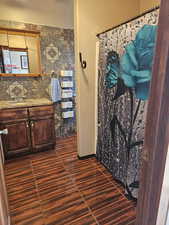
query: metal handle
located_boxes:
[0,129,8,135]
[31,121,34,127]
[26,122,29,128]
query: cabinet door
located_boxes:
[31,117,55,151]
[2,120,31,158]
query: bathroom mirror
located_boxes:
[0,28,42,77]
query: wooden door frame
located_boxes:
[136,0,169,224]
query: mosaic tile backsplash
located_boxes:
[0,20,76,137]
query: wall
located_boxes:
[166,211,169,225]
[140,0,160,13]
[0,20,76,137]
[156,145,169,225]
[139,2,169,225]
[0,0,74,29]
[74,0,140,157]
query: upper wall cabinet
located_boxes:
[0,28,42,77]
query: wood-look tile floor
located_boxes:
[5,136,136,225]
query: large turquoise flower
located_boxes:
[120,25,157,100]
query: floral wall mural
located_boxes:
[0,20,76,137]
[97,9,159,200]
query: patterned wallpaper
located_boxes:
[0,20,76,137]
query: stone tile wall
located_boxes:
[0,20,76,137]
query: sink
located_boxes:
[7,99,26,104]
[7,101,26,105]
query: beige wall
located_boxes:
[156,145,169,225]
[0,0,74,28]
[74,0,140,157]
[166,211,169,225]
[140,0,160,13]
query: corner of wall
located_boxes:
[139,0,160,14]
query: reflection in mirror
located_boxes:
[0,29,41,76]
[0,47,29,74]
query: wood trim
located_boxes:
[36,35,42,75]
[0,73,44,77]
[0,46,28,52]
[0,27,40,35]
[78,154,96,160]
[136,0,169,224]
[156,148,169,225]
[7,47,28,52]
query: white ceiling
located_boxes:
[0,0,74,29]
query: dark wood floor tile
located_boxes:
[64,158,96,170]
[71,169,103,184]
[43,200,90,225]
[11,214,44,225]
[6,179,35,196]
[38,178,76,197]
[38,185,78,203]
[9,197,41,214]
[95,201,135,225]
[5,170,34,187]
[30,150,56,160]
[84,188,121,210]
[7,183,36,199]
[10,200,42,216]
[5,135,136,225]
[69,213,97,225]
[115,215,136,225]
[94,162,126,194]
[33,165,66,178]
[56,151,77,160]
[42,191,83,212]
[61,156,78,164]
[35,172,69,188]
[75,174,113,191]
[5,160,30,172]
[8,189,38,208]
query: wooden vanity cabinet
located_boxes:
[1,120,31,158]
[0,108,31,158]
[0,105,56,159]
[29,106,56,152]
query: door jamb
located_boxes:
[136,0,169,224]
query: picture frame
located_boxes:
[20,55,29,69]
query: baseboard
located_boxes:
[78,154,96,160]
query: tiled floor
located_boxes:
[5,136,136,225]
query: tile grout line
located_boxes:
[92,159,132,201]
[60,156,100,225]
[30,160,47,225]
[5,136,136,225]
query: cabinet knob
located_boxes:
[31,122,34,127]
[26,122,29,128]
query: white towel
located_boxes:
[51,78,61,102]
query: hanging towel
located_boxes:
[51,78,61,102]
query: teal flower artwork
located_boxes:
[106,25,157,100]
[120,25,157,100]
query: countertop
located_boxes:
[0,98,53,110]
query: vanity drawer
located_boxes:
[0,108,28,121]
[29,105,54,118]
